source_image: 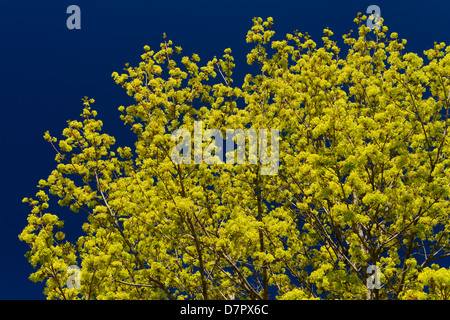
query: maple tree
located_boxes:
[20,14,450,300]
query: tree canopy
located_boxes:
[20,14,450,300]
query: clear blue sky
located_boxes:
[2,0,450,299]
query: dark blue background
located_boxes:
[2,0,449,299]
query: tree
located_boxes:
[20,14,450,300]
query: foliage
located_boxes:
[20,14,450,300]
